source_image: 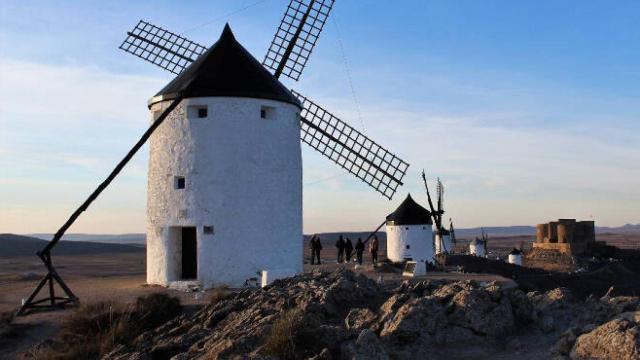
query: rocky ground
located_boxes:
[104,269,639,360]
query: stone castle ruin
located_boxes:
[533,219,605,255]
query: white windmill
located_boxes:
[116,1,410,288]
[18,0,412,312]
[470,229,489,257]
[385,194,434,266]
[508,248,523,265]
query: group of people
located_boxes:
[308,234,380,266]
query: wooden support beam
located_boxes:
[17,97,183,316]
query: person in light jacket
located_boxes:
[369,235,379,266]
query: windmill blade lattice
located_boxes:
[119,20,207,75]
[263,0,335,81]
[437,178,444,213]
[293,90,409,199]
[117,20,410,200]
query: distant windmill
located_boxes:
[18,0,411,313]
[420,171,451,254]
[470,228,489,257]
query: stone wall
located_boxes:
[534,219,596,255]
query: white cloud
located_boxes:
[302,99,640,232]
[0,58,164,125]
[0,58,160,233]
[1,58,638,234]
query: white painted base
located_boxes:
[386,224,434,263]
[508,254,523,266]
[435,234,452,254]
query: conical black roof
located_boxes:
[386,194,433,226]
[149,24,301,108]
[509,248,522,255]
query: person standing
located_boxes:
[344,237,354,263]
[335,235,345,263]
[313,236,322,265]
[355,238,365,265]
[369,235,379,266]
[309,235,317,265]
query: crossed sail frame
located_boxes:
[120,7,409,199]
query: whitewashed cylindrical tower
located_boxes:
[146,25,302,288]
[385,194,434,264]
[469,238,486,257]
[508,248,523,266]
[434,228,452,255]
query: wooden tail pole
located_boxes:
[17,97,183,316]
[363,221,386,245]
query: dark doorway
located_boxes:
[181,227,197,279]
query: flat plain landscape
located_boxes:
[1,229,639,359]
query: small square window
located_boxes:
[406,245,411,249]
[188,105,208,119]
[203,226,214,235]
[175,176,185,189]
[261,106,275,119]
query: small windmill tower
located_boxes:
[508,248,523,265]
[385,194,434,265]
[469,230,488,257]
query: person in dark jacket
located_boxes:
[344,237,354,263]
[335,235,345,263]
[313,235,322,265]
[355,238,365,265]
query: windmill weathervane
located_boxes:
[18,0,410,314]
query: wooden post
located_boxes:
[17,97,183,316]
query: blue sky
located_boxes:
[1,0,639,234]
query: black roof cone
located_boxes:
[150,24,300,107]
[386,193,433,226]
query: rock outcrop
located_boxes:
[570,311,640,360]
[105,270,640,360]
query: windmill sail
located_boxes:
[263,0,335,81]
[436,178,444,214]
[118,20,409,199]
[293,90,409,199]
[119,20,207,75]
